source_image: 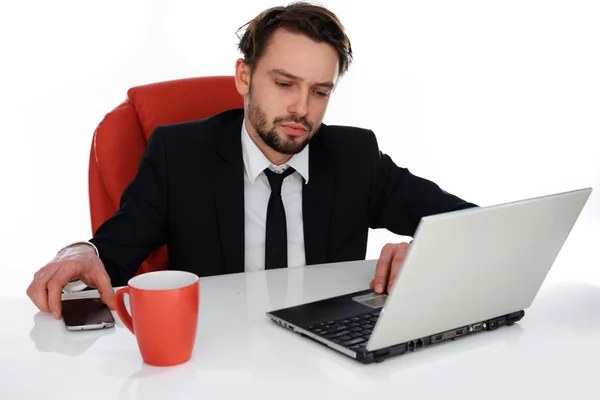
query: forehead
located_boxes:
[257,28,339,83]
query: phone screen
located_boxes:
[61,298,115,330]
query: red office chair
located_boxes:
[88,76,243,276]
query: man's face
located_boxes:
[238,28,339,155]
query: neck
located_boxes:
[244,119,292,166]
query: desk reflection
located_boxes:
[29,311,115,357]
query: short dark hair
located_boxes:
[236,2,353,76]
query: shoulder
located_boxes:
[149,108,244,148]
[313,122,379,160]
[317,123,376,143]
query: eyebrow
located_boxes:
[269,68,335,89]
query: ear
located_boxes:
[234,58,251,96]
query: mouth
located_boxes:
[280,123,308,137]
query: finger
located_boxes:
[26,267,57,313]
[33,265,48,280]
[80,260,116,310]
[47,265,78,319]
[27,281,51,313]
[94,268,116,310]
[373,243,397,293]
[387,242,410,293]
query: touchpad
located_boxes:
[352,292,388,308]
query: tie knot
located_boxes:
[264,167,295,195]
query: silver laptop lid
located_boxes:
[367,188,592,351]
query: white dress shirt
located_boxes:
[241,119,309,272]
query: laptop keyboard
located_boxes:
[306,310,380,351]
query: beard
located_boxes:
[246,90,317,155]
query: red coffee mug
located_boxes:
[115,270,199,366]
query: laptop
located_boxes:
[266,187,592,364]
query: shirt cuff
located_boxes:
[56,241,99,257]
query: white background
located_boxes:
[1,0,598,298]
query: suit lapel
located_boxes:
[303,131,334,265]
[210,114,245,275]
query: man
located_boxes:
[27,2,477,319]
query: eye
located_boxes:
[313,89,330,98]
[275,81,291,88]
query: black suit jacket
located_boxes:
[90,109,477,287]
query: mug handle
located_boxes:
[115,287,134,334]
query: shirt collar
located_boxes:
[241,118,310,184]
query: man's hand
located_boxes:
[370,242,411,294]
[26,244,115,319]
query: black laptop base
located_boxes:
[269,309,525,364]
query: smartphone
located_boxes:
[61,298,116,331]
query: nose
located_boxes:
[288,89,310,118]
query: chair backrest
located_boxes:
[88,76,244,276]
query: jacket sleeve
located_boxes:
[89,126,169,286]
[367,130,478,236]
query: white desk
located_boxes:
[1,259,599,399]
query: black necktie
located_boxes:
[264,166,296,269]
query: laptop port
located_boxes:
[407,339,425,352]
[431,325,469,343]
[454,328,467,337]
[472,323,483,332]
